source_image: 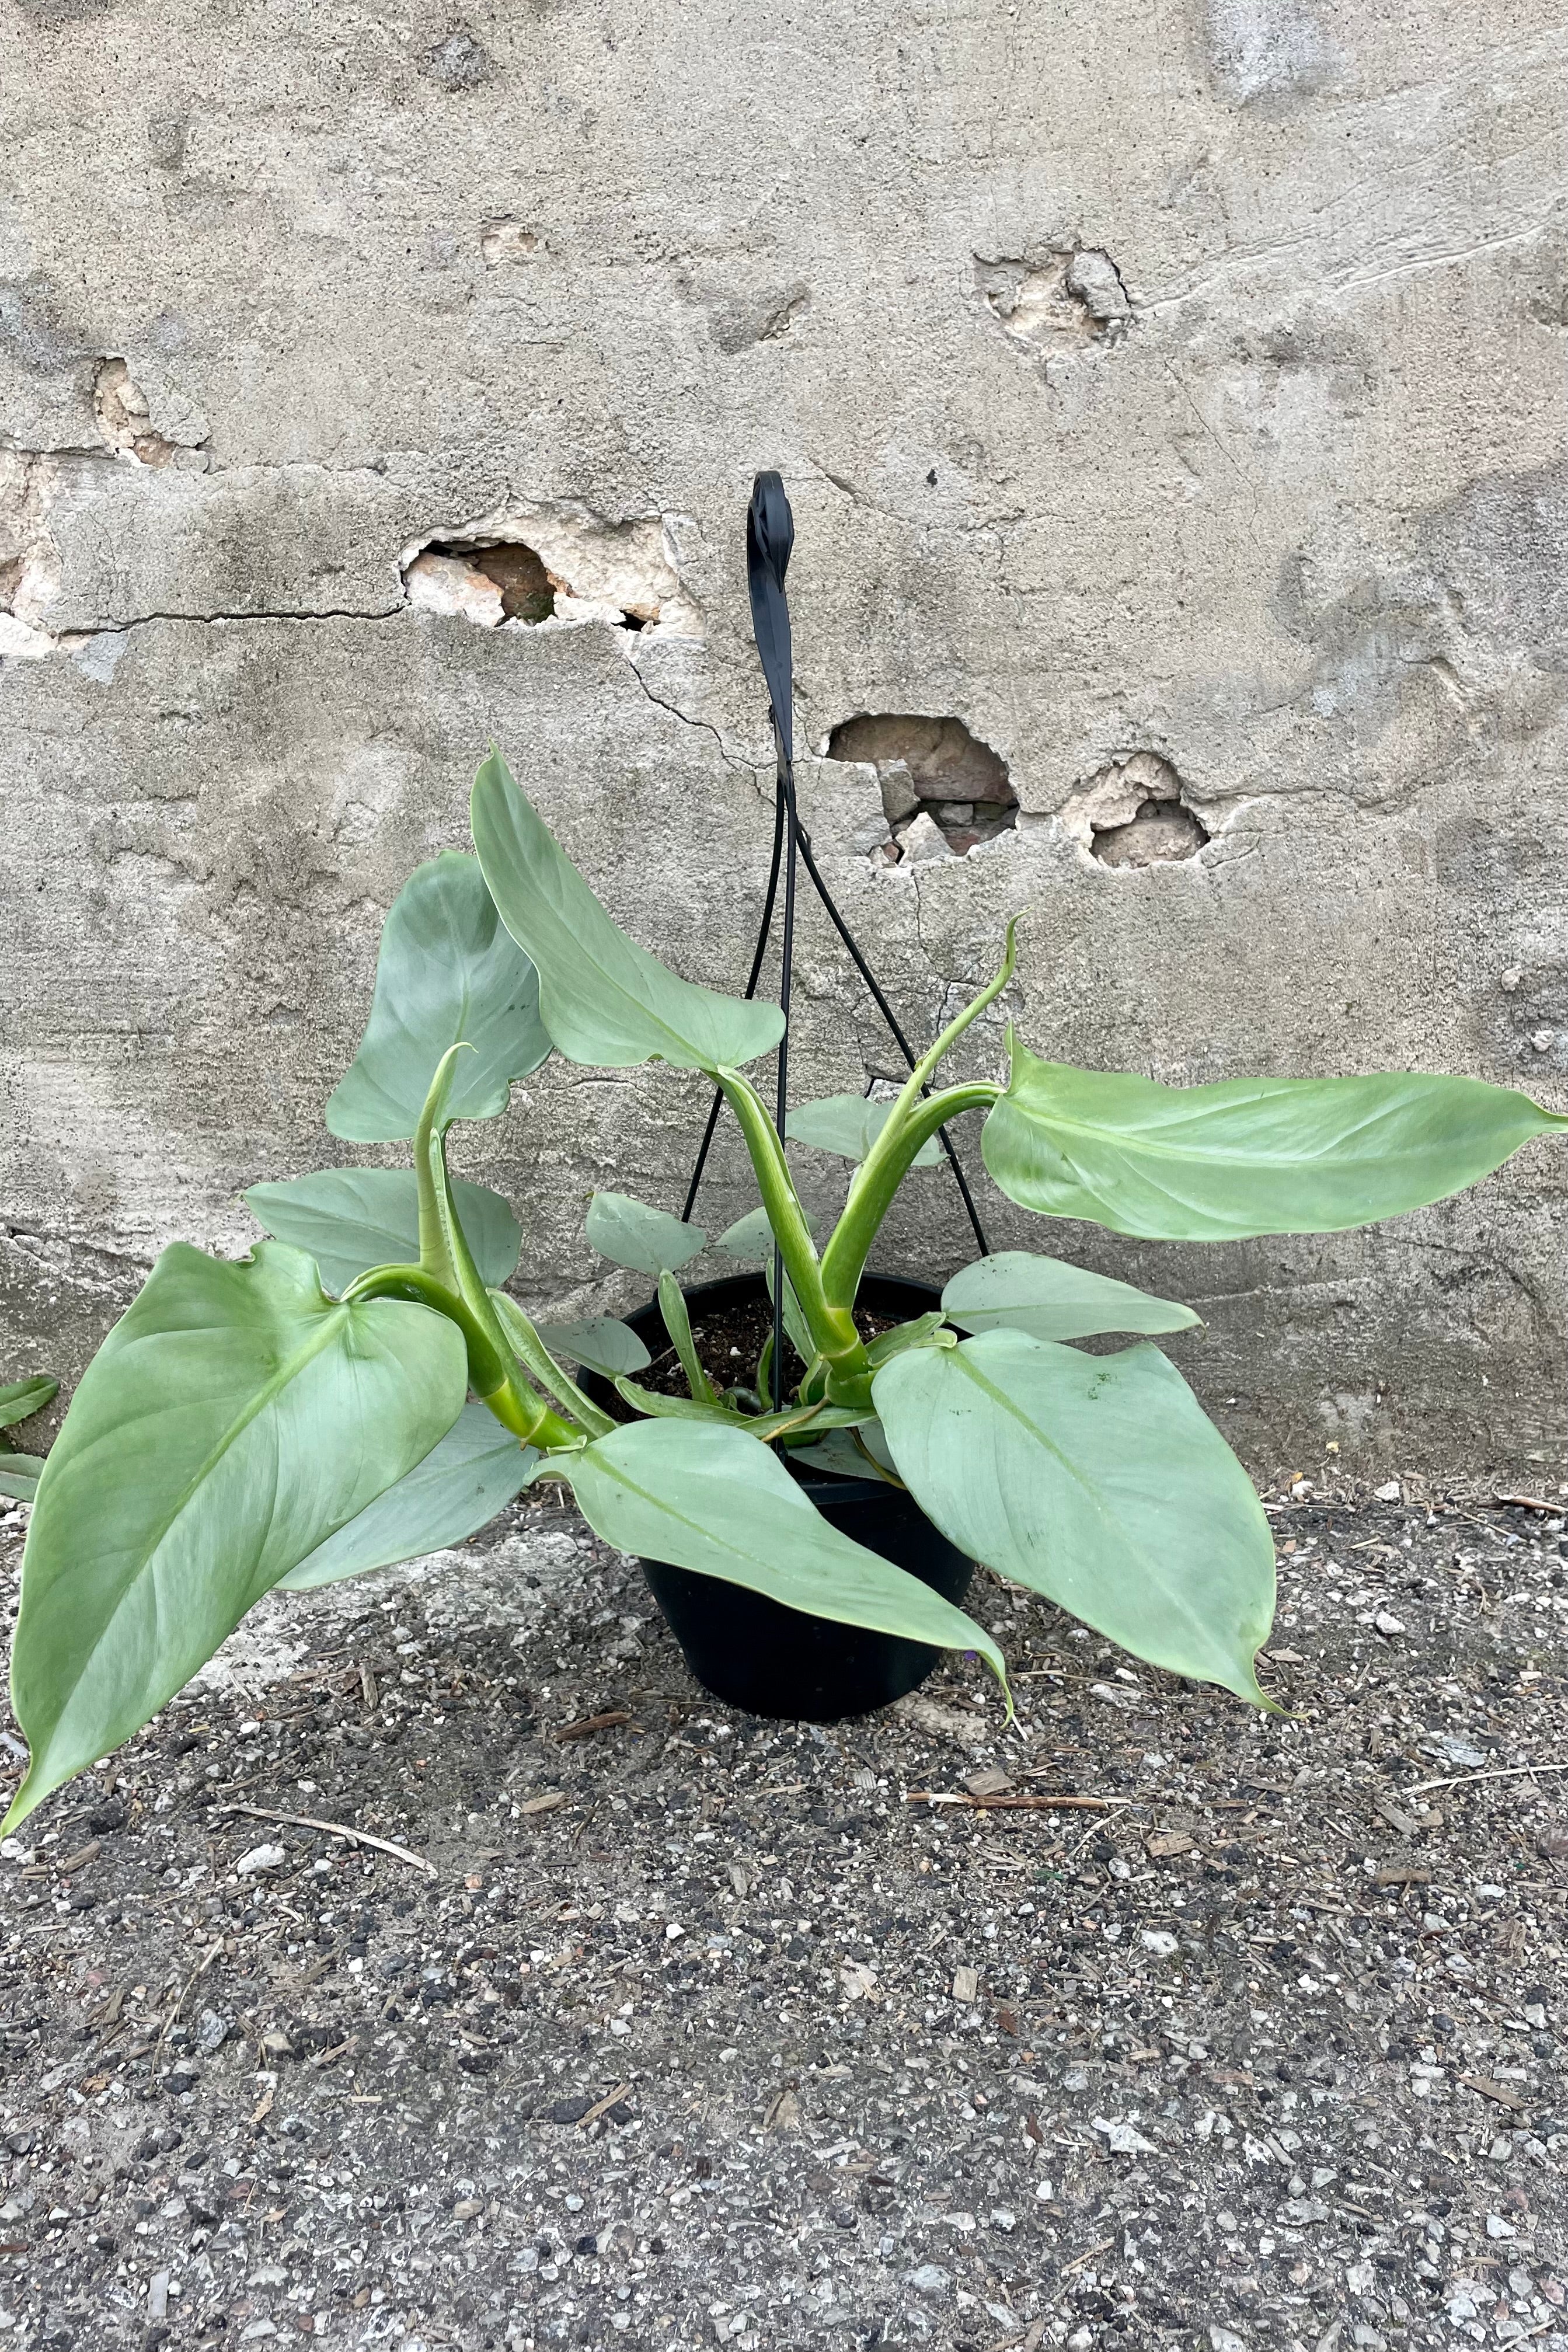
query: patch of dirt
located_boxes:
[634,1297,903,1405]
[1,1496,1566,2350]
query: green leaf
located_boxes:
[942,1249,1199,1341]
[557,1419,1006,1683]
[0,1377,57,1431]
[787,1093,942,1169]
[864,1312,952,1368]
[873,1329,1275,1705]
[0,1455,44,1503]
[982,1033,1568,1241]
[326,851,550,1141]
[658,1270,716,1406]
[4,1242,468,1830]
[471,750,785,1073]
[280,1403,535,1591]
[586,1191,705,1277]
[783,1427,898,1484]
[246,1168,521,1297]
[532,1316,650,1378]
[715,1203,822,1262]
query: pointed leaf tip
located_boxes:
[470,752,785,1074]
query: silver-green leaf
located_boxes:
[557,1419,1006,1684]
[246,1168,521,1296]
[0,1455,44,1504]
[326,851,550,1140]
[942,1250,1199,1341]
[280,1402,535,1591]
[787,1093,942,1168]
[982,1033,1568,1241]
[585,1192,705,1278]
[874,1328,1275,1705]
[471,750,785,1073]
[4,1242,468,1830]
[531,1316,651,1379]
[0,1377,57,1431]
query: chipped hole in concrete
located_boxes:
[0,453,61,659]
[481,219,540,267]
[93,358,179,468]
[410,541,558,626]
[975,248,1131,355]
[826,713,1017,865]
[1060,751,1212,869]
[400,504,702,641]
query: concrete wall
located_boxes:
[3,0,1566,1482]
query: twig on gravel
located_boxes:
[1405,1762,1568,1799]
[905,1790,1122,1811]
[577,2082,634,2128]
[155,1939,224,2057]
[1493,1493,1559,1513]
[214,1802,435,1876]
[555,1710,634,1743]
[1061,2236,1116,2276]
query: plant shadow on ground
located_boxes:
[1,1496,1564,2351]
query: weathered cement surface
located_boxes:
[2,1,1566,1477]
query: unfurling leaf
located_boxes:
[586,1191,706,1277]
[532,1316,651,1379]
[326,851,550,1140]
[471,750,785,1073]
[0,1377,58,1431]
[874,1329,1275,1705]
[246,1168,522,1297]
[942,1249,1198,1341]
[786,1094,942,1168]
[281,1402,535,1591]
[3,1242,468,1829]
[557,1420,1005,1684]
[982,1033,1568,1241]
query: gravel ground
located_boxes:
[1,1483,1565,2352]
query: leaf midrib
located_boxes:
[1013,1072,1539,1173]
[935,1340,1262,1667]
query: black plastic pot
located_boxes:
[580,1271,973,1723]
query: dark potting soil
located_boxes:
[630,1292,901,1407]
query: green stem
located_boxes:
[818,930,1017,1316]
[489,1291,615,1438]
[343,1264,580,1449]
[818,1082,1002,1312]
[716,1067,866,1386]
[658,1271,716,1406]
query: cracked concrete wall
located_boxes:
[2,0,1566,1482]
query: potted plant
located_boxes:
[5,486,1564,1831]
[5,747,1564,1832]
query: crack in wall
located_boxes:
[623,660,759,782]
